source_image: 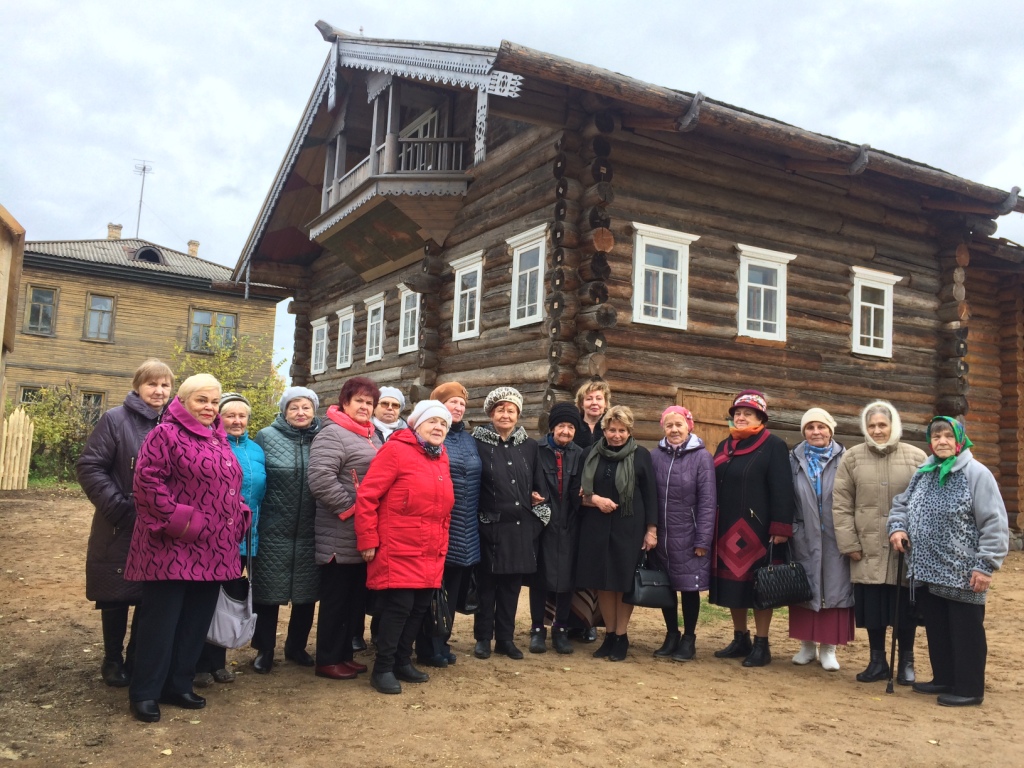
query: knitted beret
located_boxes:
[800,407,837,435]
[484,386,523,414]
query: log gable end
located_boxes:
[237,26,1024,529]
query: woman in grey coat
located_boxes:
[889,416,1009,707]
[307,376,381,679]
[788,408,853,672]
[250,387,322,672]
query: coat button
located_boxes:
[229,489,236,495]
[511,479,516,484]
[227,518,233,525]
[514,501,520,506]
[116,568,122,574]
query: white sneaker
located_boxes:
[792,641,817,665]
[819,644,840,671]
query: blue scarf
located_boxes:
[803,440,835,498]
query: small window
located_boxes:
[310,316,329,375]
[631,223,700,330]
[451,251,483,341]
[507,224,547,328]
[81,392,105,425]
[189,309,237,352]
[364,292,385,362]
[25,286,57,335]
[133,247,164,264]
[850,266,902,358]
[736,244,797,342]
[336,307,354,369]
[19,386,41,404]
[397,284,420,354]
[84,294,115,341]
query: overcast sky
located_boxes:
[3,0,1022,376]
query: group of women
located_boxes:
[78,362,1010,723]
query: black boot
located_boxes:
[856,649,890,682]
[742,636,771,667]
[653,630,681,658]
[897,651,916,686]
[608,633,630,662]
[672,633,696,661]
[551,626,574,655]
[101,658,129,687]
[593,632,618,659]
[529,626,547,654]
[714,630,752,659]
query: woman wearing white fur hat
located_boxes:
[788,408,852,672]
[833,401,926,685]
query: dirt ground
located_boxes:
[1,488,1022,768]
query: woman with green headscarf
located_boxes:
[887,416,1009,708]
[575,405,658,662]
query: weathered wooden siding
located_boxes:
[5,267,277,407]
[998,272,1024,527]
[964,269,1003,475]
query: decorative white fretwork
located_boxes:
[365,71,393,103]
[486,71,522,98]
[475,89,488,164]
[327,41,339,111]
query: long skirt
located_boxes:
[788,605,856,645]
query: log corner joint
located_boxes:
[675,92,705,133]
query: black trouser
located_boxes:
[251,601,316,655]
[415,563,472,659]
[527,571,573,628]
[196,642,227,674]
[920,587,987,698]
[474,569,523,643]
[661,591,701,635]
[373,588,432,673]
[315,560,367,666]
[129,580,220,702]
[100,603,140,670]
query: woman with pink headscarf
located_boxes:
[649,406,716,661]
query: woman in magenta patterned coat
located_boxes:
[124,374,250,724]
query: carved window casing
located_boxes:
[850,266,901,358]
[451,252,483,341]
[311,316,329,375]
[736,245,797,342]
[631,223,700,330]
[336,307,354,369]
[397,284,420,354]
[507,225,547,328]
[364,293,386,362]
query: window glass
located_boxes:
[28,287,56,334]
[86,295,114,340]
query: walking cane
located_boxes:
[885,548,906,695]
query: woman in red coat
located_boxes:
[355,400,454,694]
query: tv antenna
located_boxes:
[133,160,153,238]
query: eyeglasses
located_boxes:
[378,402,401,410]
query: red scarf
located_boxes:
[326,405,375,444]
[714,427,771,468]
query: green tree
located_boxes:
[170,334,286,436]
[24,382,94,480]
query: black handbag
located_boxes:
[752,542,813,610]
[455,569,479,615]
[424,583,452,638]
[623,552,676,609]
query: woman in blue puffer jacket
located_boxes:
[415,382,481,667]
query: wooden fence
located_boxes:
[0,407,34,490]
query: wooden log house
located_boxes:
[233,24,1024,529]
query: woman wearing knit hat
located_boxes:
[250,386,322,674]
[354,400,454,694]
[372,386,408,444]
[526,402,586,654]
[832,401,926,685]
[650,405,716,662]
[709,389,795,667]
[788,408,852,672]
[414,382,481,668]
[471,386,541,660]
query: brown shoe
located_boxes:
[315,664,357,680]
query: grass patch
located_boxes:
[27,476,82,492]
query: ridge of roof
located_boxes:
[25,237,233,282]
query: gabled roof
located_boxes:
[26,238,233,282]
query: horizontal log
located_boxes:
[576,304,618,331]
[548,364,576,388]
[588,157,613,183]
[939,359,969,378]
[582,182,615,209]
[582,111,619,137]
[576,330,607,353]
[582,227,615,253]
[937,396,969,416]
[578,252,612,281]
[579,135,612,163]
[548,317,576,341]
[435,360,550,389]
[552,221,580,249]
[552,246,580,268]
[938,377,969,396]
[546,291,581,319]
[549,266,581,292]
[555,176,583,201]
[553,198,581,223]
[577,281,609,305]
[553,152,585,180]
[550,342,580,367]
[418,349,439,370]
[461,163,555,222]
[577,352,608,378]
[936,301,971,323]
[587,206,612,230]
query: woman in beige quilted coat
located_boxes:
[832,401,926,686]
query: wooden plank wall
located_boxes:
[998,272,1024,528]
[963,269,1003,477]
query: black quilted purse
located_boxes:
[623,552,677,609]
[752,542,813,610]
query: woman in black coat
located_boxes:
[76,359,174,687]
[576,406,658,662]
[709,389,795,667]
[472,386,541,661]
[527,402,585,655]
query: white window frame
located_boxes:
[850,266,901,358]
[335,306,354,369]
[310,316,329,375]
[631,222,700,330]
[736,244,797,342]
[506,224,548,328]
[397,283,420,354]
[364,292,385,362]
[451,251,483,341]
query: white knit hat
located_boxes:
[800,407,837,435]
[407,399,452,429]
[484,386,523,414]
[378,386,406,410]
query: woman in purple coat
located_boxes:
[124,374,250,724]
[650,406,716,661]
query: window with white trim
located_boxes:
[850,266,902,358]
[310,316,328,375]
[451,252,483,340]
[736,244,797,341]
[364,293,385,362]
[506,224,547,328]
[335,307,354,369]
[631,223,700,329]
[397,284,420,354]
